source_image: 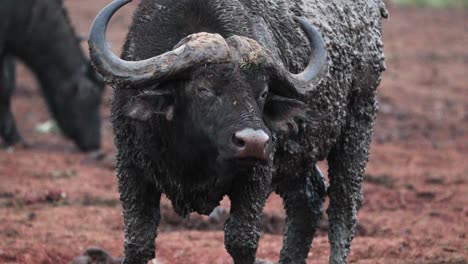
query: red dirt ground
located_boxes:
[0,1,466,263]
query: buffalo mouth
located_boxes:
[226,157,268,167]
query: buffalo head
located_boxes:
[88,0,327,164]
[53,63,105,151]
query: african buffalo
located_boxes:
[0,0,104,151]
[89,0,387,263]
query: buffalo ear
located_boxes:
[264,95,317,135]
[123,90,174,122]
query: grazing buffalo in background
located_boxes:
[88,0,387,263]
[0,0,104,151]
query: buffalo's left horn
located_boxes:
[88,0,230,87]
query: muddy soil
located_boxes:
[0,1,466,263]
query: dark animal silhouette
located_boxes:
[0,0,104,151]
[88,0,387,263]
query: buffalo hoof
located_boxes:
[82,151,115,170]
[70,247,122,264]
[255,259,275,264]
[18,140,32,149]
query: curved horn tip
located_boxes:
[88,0,133,44]
[88,0,135,84]
[284,15,328,95]
[292,16,323,39]
[292,15,307,25]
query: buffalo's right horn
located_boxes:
[88,0,230,87]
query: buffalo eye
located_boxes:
[197,86,214,97]
[259,87,269,101]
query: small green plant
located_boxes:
[391,0,468,8]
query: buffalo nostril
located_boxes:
[231,134,246,148]
[232,128,270,160]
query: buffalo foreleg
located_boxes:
[225,168,272,264]
[0,54,22,146]
[277,164,326,264]
[118,166,161,264]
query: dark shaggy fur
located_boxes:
[0,0,104,151]
[104,0,387,263]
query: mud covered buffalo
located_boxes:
[88,0,387,263]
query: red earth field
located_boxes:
[0,1,466,263]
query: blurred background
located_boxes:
[0,0,466,263]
